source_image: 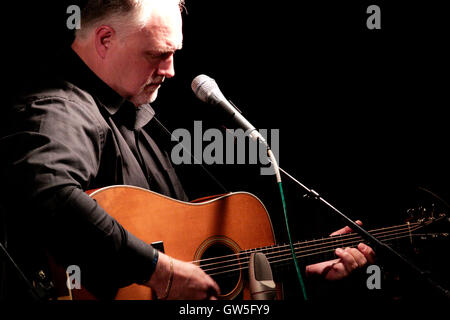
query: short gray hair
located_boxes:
[75,0,185,40]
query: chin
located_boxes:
[130,91,159,106]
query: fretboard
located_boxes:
[199,221,427,279]
[242,221,425,269]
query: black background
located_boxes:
[3,0,449,302]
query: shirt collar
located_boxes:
[57,47,127,116]
[135,104,156,130]
[113,98,157,131]
[56,47,158,130]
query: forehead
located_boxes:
[137,4,183,53]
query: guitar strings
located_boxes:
[195,223,424,276]
[201,229,417,275]
[204,232,420,277]
[243,223,419,264]
[264,232,432,271]
[200,227,417,274]
[196,226,420,277]
[207,234,412,277]
[190,222,421,266]
[261,223,420,260]
[191,222,422,267]
[205,233,420,277]
[255,228,417,269]
[203,225,424,275]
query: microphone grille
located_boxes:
[191,74,218,103]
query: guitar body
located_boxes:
[72,185,277,300]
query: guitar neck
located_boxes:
[197,217,441,282]
[238,221,425,270]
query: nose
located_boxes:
[157,53,175,78]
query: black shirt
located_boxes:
[0,48,187,299]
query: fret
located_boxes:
[407,221,413,244]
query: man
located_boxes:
[0,0,374,300]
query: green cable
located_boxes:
[278,181,308,301]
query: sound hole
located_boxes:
[199,243,242,297]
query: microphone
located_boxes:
[191,74,267,146]
[248,252,277,300]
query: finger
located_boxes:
[207,276,221,297]
[211,282,220,297]
[358,243,376,264]
[206,284,219,300]
[335,248,359,272]
[323,261,348,280]
[330,226,351,236]
[345,247,367,268]
[329,220,363,236]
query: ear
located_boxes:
[94,25,115,59]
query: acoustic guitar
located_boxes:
[50,185,446,300]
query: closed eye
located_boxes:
[146,51,175,60]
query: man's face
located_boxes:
[106,4,183,106]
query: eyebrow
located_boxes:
[145,43,183,56]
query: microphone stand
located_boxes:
[277,167,450,301]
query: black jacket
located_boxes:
[0,47,187,300]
